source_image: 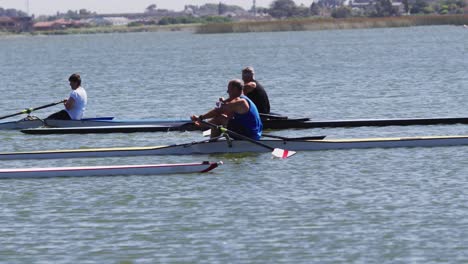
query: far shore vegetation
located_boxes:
[28,24,200,35]
[0,0,467,36]
[196,14,467,34]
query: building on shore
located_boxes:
[0,16,33,32]
[348,0,405,14]
[33,19,87,31]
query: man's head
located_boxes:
[227,79,243,98]
[242,66,255,83]
[68,73,81,89]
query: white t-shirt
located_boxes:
[66,86,87,120]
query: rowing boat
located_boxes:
[0,161,221,179]
[0,116,192,130]
[19,116,468,134]
[1,135,467,160]
[0,116,45,130]
[21,125,190,134]
[44,118,192,128]
[0,116,115,130]
[262,116,468,129]
[5,115,468,133]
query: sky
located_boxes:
[0,0,314,16]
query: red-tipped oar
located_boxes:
[199,120,296,159]
[0,100,65,120]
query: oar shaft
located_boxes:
[262,134,326,141]
[0,112,24,120]
[0,100,65,120]
[200,120,274,151]
[30,100,65,112]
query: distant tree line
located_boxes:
[266,0,465,18]
[408,0,465,14]
[267,0,466,19]
[156,16,231,25]
[0,7,27,17]
[127,16,231,27]
[2,0,465,24]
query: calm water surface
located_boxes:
[0,26,467,263]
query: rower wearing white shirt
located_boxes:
[47,73,87,120]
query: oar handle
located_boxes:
[30,100,66,112]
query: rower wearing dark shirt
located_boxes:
[242,66,270,114]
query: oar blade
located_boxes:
[272,148,296,159]
[202,129,211,137]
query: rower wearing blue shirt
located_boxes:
[191,79,263,140]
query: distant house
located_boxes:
[84,17,113,27]
[349,0,405,13]
[33,21,60,31]
[33,19,87,31]
[0,16,33,32]
[392,1,406,13]
[102,17,131,26]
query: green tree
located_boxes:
[295,4,311,16]
[331,6,352,18]
[410,0,428,14]
[438,0,466,14]
[79,9,92,17]
[310,2,320,16]
[146,4,157,13]
[0,8,27,17]
[218,2,228,15]
[269,0,297,18]
[402,0,410,14]
[367,0,399,17]
[317,0,345,8]
[65,10,80,19]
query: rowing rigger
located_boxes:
[0,161,222,179]
[1,135,468,160]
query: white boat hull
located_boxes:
[44,119,192,128]
[0,117,192,130]
[0,118,44,130]
[1,135,468,160]
[0,161,221,179]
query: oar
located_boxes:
[203,129,325,141]
[262,134,326,141]
[199,120,296,159]
[260,113,289,120]
[0,100,65,120]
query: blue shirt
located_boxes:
[230,95,263,140]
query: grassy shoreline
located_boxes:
[0,24,199,36]
[196,15,468,34]
[34,23,199,35]
[1,15,466,36]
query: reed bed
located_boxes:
[30,24,199,35]
[196,15,468,34]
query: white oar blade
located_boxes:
[272,148,296,159]
[202,129,211,137]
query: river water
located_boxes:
[0,26,467,263]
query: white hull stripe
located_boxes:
[0,161,221,178]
